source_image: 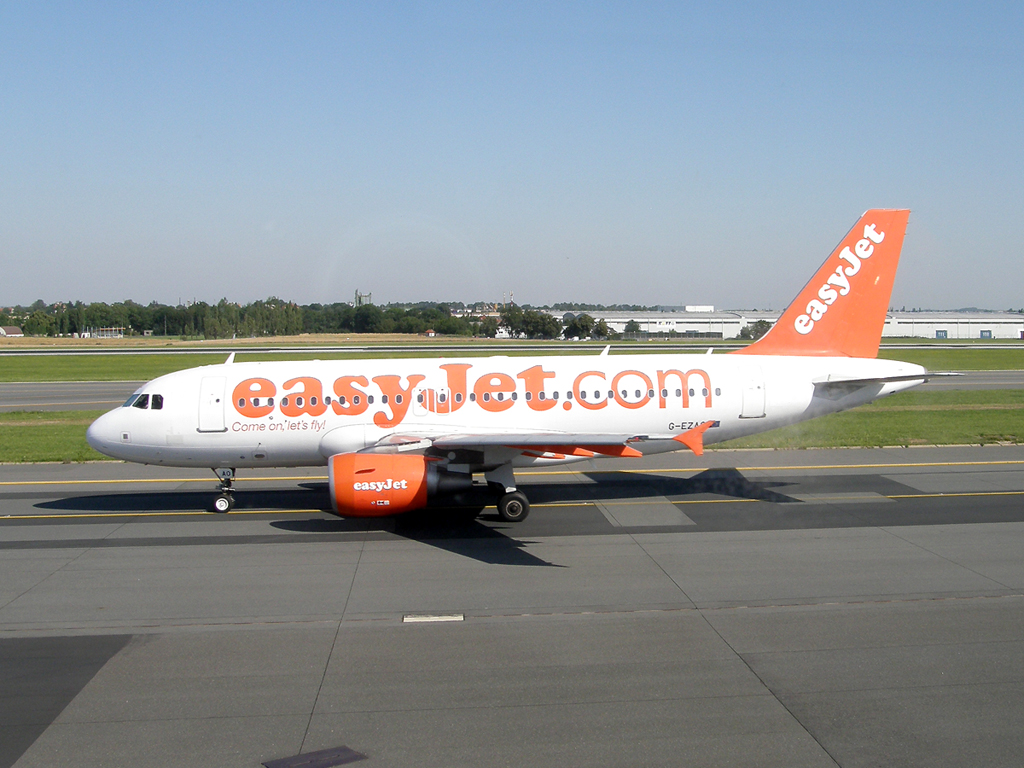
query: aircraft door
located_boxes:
[197,377,228,432]
[740,366,766,419]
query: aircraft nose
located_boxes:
[86,411,121,457]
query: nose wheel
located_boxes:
[211,468,236,513]
[213,493,234,513]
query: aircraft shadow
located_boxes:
[271,513,561,568]
[526,467,801,505]
[34,466,790,567]
[35,489,328,514]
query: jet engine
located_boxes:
[328,453,473,517]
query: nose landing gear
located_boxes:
[211,468,236,513]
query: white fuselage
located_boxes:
[86,352,926,469]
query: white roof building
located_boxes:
[550,310,1024,340]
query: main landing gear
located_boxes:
[485,464,531,523]
[497,490,530,522]
[211,468,236,513]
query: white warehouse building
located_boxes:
[553,310,1024,340]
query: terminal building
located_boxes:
[553,309,1024,340]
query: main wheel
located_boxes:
[212,494,234,513]
[497,491,530,522]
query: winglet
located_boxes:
[733,209,910,358]
[672,421,715,456]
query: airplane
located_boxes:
[87,209,929,521]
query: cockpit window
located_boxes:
[132,394,150,409]
[123,394,141,408]
[151,394,164,410]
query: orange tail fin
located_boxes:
[733,209,910,358]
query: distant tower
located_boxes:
[354,290,372,306]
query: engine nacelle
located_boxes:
[328,453,472,517]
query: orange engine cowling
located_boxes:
[328,453,448,517]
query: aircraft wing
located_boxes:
[371,422,718,458]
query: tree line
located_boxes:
[0,299,618,340]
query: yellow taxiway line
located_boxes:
[2,459,1022,489]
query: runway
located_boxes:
[2,369,1023,413]
[2,446,1024,767]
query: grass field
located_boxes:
[0,410,107,463]
[2,344,1023,382]
[2,390,1022,463]
[877,348,1024,371]
[714,389,1024,450]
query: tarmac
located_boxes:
[1,369,1024,412]
[2,446,1024,767]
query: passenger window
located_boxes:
[495,392,503,401]
[252,398,261,407]
[322,396,329,405]
[552,391,559,400]
[511,392,518,401]
[455,393,463,403]
[296,396,304,407]
[368,396,374,404]
[439,393,447,403]
[395,394,403,405]
[469,393,476,402]
[525,392,532,401]
[281,397,289,407]
[648,389,655,398]
[689,389,695,397]
[483,392,491,402]
[351,395,358,405]
[715,388,721,396]
[268,397,275,407]
[702,388,708,397]
[417,393,424,404]
[566,391,572,400]
[151,394,164,410]
[311,396,319,406]
[676,389,682,397]
[133,394,150,409]
[635,390,641,398]
[661,389,668,398]
[580,391,587,400]
[594,391,600,399]
[381,395,388,404]
[539,392,546,401]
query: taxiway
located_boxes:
[2,446,1023,767]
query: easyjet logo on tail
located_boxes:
[794,223,886,335]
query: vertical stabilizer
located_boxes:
[734,209,909,358]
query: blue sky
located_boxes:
[2,2,1021,309]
